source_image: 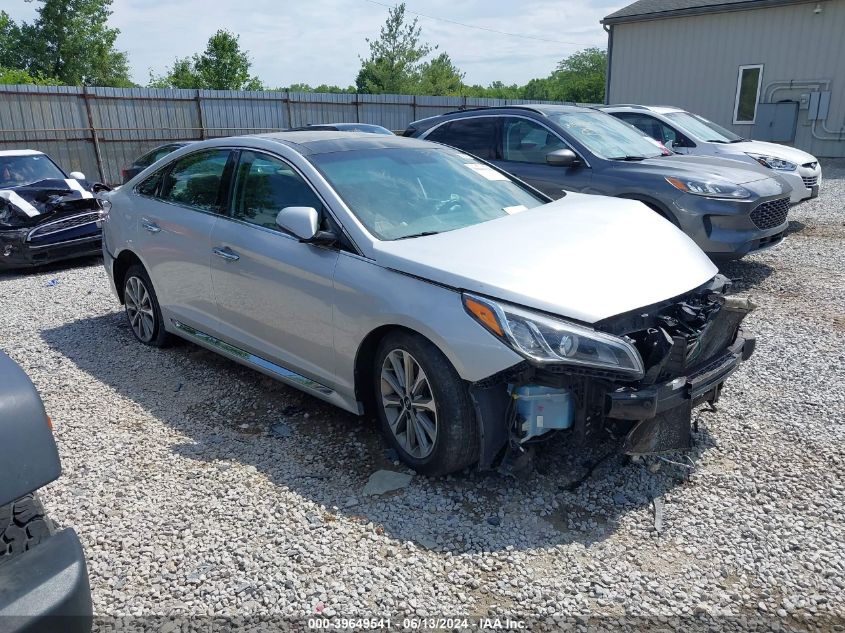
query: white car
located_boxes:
[603,105,821,204]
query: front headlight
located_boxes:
[463,293,644,378]
[745,153,797,171]
[665,176,751,199]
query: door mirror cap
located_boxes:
[68,171,86,180]
[276,206,320,241]
[546,149,579,167]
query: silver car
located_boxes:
[101,132,756,476]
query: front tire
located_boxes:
[123,264,171,347]
[0,494,54,565]
[374,331,478,476]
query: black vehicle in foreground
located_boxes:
[121,142,193,183]
[0,151,105,271]
[0,351,92,632]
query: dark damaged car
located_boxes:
[0,151,105,271]
[102,133,756,477]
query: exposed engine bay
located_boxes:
[469,274,756,470]
[0,178,107,269]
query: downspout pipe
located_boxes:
[603,23,613,105]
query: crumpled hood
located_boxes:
[719,140,819,166]
[0,178,101,228]
[373,192,718,324]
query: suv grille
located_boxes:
[27,212,101,243]
[802,175,818,187]
[750,198,789,230]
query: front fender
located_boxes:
[0,352,61,506]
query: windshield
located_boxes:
[545,111,663,160]
[666,111,744,143]
[0,154,66,188]
[310,147,545,240]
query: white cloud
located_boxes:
[3,0,626,87]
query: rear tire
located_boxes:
[123,264,172,347]
[373,331,478,476]
[0,494,54,565]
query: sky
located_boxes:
[3,0,626,88]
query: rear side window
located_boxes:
[426,118,497,160]
[159,150,231,213]
[231,151,323,230]
[502,118,567,164]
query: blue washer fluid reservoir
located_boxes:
[512,385,574,442]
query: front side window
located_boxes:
[545,111,663,160]
[425,118,498,160]
[502,118,567,164]
[159,149,231,212]
[734,64,763,124]
[310,147,545,241]
[615,113,678,145]
[231,151,324,230]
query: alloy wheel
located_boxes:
[380,349,438,459]
[124,275,156,343]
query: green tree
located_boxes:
[417,53,464,96]
[150,30,263,90]
[21,0,132,86]
[547,47,606,103]
[0,66,61,85]
[356,2,433,94]
[195,30,262,90]
[0,11,25,69]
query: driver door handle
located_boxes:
[141,218,161,233]
[213,246,240,262]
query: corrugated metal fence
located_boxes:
[0,85,565,185]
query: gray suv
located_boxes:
[405,105,792,259]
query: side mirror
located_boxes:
[546,149,579,167]
[276,206,337,245]
[68,171,86,180]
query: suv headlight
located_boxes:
[665,176,751,199]
[745,153,797,171]
[463,293,644,378]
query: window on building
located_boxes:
[734,65,763,124]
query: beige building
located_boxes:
[602,0,845,156]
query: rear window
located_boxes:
[425,118,498,160]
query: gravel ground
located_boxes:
[1,161,843,631]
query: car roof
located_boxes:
[602,104,685,114]
[409,103,596,129]
[248,131,433,154]
[0,149,44,157]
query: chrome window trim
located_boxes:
[419,113,591,168]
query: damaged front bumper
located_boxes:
[470,276,756,469]
[610,330,754,454]
[0,225,101,270]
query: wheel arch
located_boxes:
[111,249,145,304]
[617,193,681,227]
[353,324,436,419]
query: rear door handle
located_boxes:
[141,218,161,233]
[213,246,240,262]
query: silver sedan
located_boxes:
[101,132,755,475]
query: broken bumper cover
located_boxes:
[610,331,755,454]
[0,528,93,632]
